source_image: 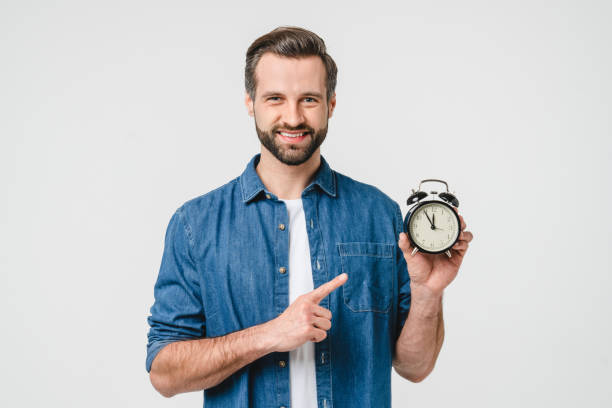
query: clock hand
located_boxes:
[431,214,445,230]
[431,214,444,230]
[424,210,435,229]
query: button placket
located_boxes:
[273,193,291,406]
[302,195,332,406]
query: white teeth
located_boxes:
[279,132,305,138]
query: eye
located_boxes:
[267,96,281,101]
[304,97,317,103]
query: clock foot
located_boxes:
[411,247,419,256]
[445,250,452,258]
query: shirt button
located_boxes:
[278,360,286,368]
[266,194,271,199]
[278,223,285,231]
[279,267,286,274]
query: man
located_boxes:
[146,26,473,407]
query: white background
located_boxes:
[2,1,611,407]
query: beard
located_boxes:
[254,114,328,166]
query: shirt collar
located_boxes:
[239,153,337,203]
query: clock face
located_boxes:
[408,201,460,253]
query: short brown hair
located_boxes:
[245,26,338,103]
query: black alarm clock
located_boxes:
[403,179,461,258]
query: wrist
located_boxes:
[254,319,279,354]
[410,283,443,319]
[410,282,443,300]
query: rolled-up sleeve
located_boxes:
[146,207,205,373]
[394,203,412,340]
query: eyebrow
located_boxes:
[260,91,324,99]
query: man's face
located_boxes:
[245,53,336,166]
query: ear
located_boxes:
[245,92,254,117]
[327,92,337,119]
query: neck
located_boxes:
[255,147,321,200]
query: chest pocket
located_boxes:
[337,242,394,313]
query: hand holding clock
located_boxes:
[398,208,473,296]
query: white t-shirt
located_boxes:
[282,198,318,408]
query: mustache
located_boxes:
[272,124,315,133]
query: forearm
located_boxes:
[393,285,445,382]
[150,320,275,397]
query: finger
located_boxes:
[452,241,469,251]
[451,207,467,231]
[308,273,348,304]
[458,230,473,243]
[459,214,466,231]
[312,316,331,331]
[452,245,468,256]
[398,232,413,254]
[312,305,332,320]
[310,328,327,343]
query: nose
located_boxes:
[282,99,306,128]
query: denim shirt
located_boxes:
[146,153,412,408]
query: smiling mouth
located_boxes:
[276,130,310,138]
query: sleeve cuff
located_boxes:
[146,340,178,373]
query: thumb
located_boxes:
[398,232,413,254]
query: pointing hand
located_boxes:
[265,273,348,352]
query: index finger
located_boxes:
[458,213,466,231]
[452,206,467,231]
[308,273,348,304]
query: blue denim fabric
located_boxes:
[146,153,412,408]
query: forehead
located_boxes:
[255,53,326,96]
